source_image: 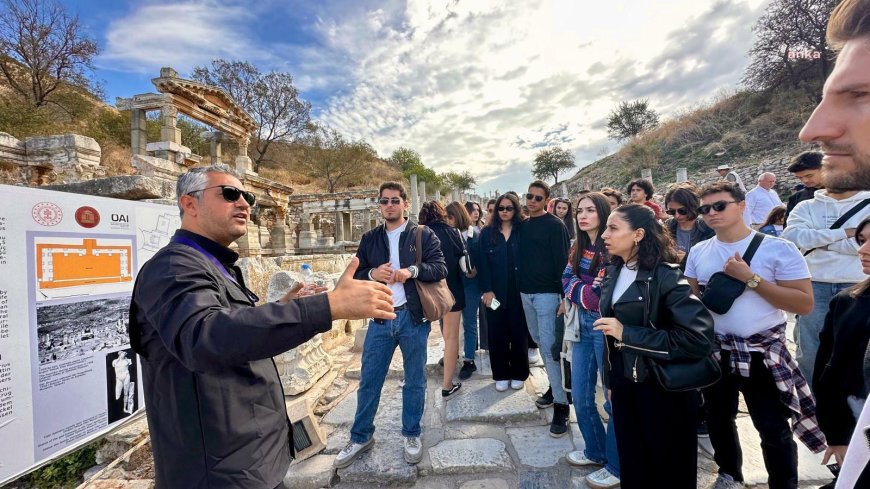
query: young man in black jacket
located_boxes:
[334,182,448,469]
[519,180,571,437]
[784,151,823,225]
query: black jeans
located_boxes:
[610,351,699,488]
[486,302,529,381]
[704,351,798,489]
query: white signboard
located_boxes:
[0,184,180,484]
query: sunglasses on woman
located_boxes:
[525,193,545,202]
[665,207,689,216]
[498,206,515,212]
[697,200,738,215]
[190,185,256,206]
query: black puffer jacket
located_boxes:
[599,262,714,387]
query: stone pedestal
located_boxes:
[235,222,262,257]
[159,105,181,146]
[641,168,653,183]
[677,168,688,183]
[284,397,326,463]
[275,333,333,395]
[236,136,255,175]
[298,218,318,248]
[270,224,294,254]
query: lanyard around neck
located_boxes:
[172,235,260,303]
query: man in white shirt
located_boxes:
[685,181,820,489]
[782,187,870,386]
[743,172,783,228]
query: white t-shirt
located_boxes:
[387,221,409,307]
[685,231,809,337]
[612,265,638,303]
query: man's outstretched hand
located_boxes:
[328,257,396,320]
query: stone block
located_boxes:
[131,154,186,181]
[145,141,190,154]
[445,380,542,424]
[322,391,358,427]
[285,397,327,463]
[95,417,150,464]
[0,132,26,165]
[23,133,103,183]
[284,454,337,489]
[458,479,510,489]
[428,438,513,475]
[275,334,332,395]
[335,437,418,484]
[44,175,172,200]
[353,325,368,352]
[506,426,574,468]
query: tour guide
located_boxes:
[128,165,395,488]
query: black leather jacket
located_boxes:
[599,262,714,387]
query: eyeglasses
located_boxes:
[665,207,689,216]
[525,193,545,202]
[697,200,739,215]
[497,206,515,212]
[379,197,402,206]
[189,185,256,206]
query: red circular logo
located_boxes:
[31,202,63,226]
[75,206,100,228]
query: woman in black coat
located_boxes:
[419,200,465,400]
[478,193,530,391]
[595,203,714,488]
[813,215,870,474]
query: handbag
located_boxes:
[458,228,477,278]
[642,281,722,392]
[700,233,764,315]
[414,225,455,321]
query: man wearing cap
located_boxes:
[716,164,747,192]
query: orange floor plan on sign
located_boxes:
[36,238,133,289]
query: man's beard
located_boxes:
[821,152,870,192]
[384,214,403,223]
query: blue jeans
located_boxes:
[350,309,430,442]
[571,309,620,477]
[521,292,567,404]
[461,276,480,361]
[795,281,856,388]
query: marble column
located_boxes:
[235,135,254,174]
[676,168,688,183]
[334,210,344,242]
[419,181,427,203]
[641,168,653,184]
[130,109,147,156]
[410,174,420,217]
[210,132,224,166]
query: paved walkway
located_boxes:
[286,320,833,489]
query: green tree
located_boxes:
[441,170,477,193]
[388,146,442,186]
[743,0,836,98]
[0,0,100,108]
[192,59,312,172]
[532,147,576,184]
[300,125,374,193]
[606,99,659,141]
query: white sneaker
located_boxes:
[586,467,620,489]
[510,379,524,390]
[403,436,423,464]
[566,450,602,467]
[528,348,541,364]
[495,380,509,392]
[334,438,375,468]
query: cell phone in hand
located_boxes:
[490,297,501,310]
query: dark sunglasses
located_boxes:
[190,185,256,206]
[665,207,689,216]
[697,200,738,215]
[379,197,402,206]
[497,206,515,212]
[525,193,545,202]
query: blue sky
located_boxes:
[71,0,771,194]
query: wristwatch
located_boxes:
[746,274,762,289]
[407,265,419,278]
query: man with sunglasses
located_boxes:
[334,181,448,469]
[129,166,396,489]
[518,180,571,437]
[685,181,821,489]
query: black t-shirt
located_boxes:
[518,213,569,294]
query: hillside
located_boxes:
[0,79,400,194]
[559,88,818,195]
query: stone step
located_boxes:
[445,380,544,424]
[428,438,513,475]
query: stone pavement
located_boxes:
[287,320,834,489]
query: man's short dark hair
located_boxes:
[787,151,823,173]
[626,178,654,200]
[528,180,551,198]
[486,198,496,207]
[828,0,870,52]
[698,181,746,202]
[379,181,408,201]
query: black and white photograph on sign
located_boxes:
[105,348,138,423]
[36,297,131,365]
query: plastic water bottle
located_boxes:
[300,264,317,296]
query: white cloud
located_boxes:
[98,1,266,74]
[310,0,770,193]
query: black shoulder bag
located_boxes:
[802,198,870,257]
[699,233,764,315]
[644,281,722,392]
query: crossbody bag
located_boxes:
[700,233,764,315]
